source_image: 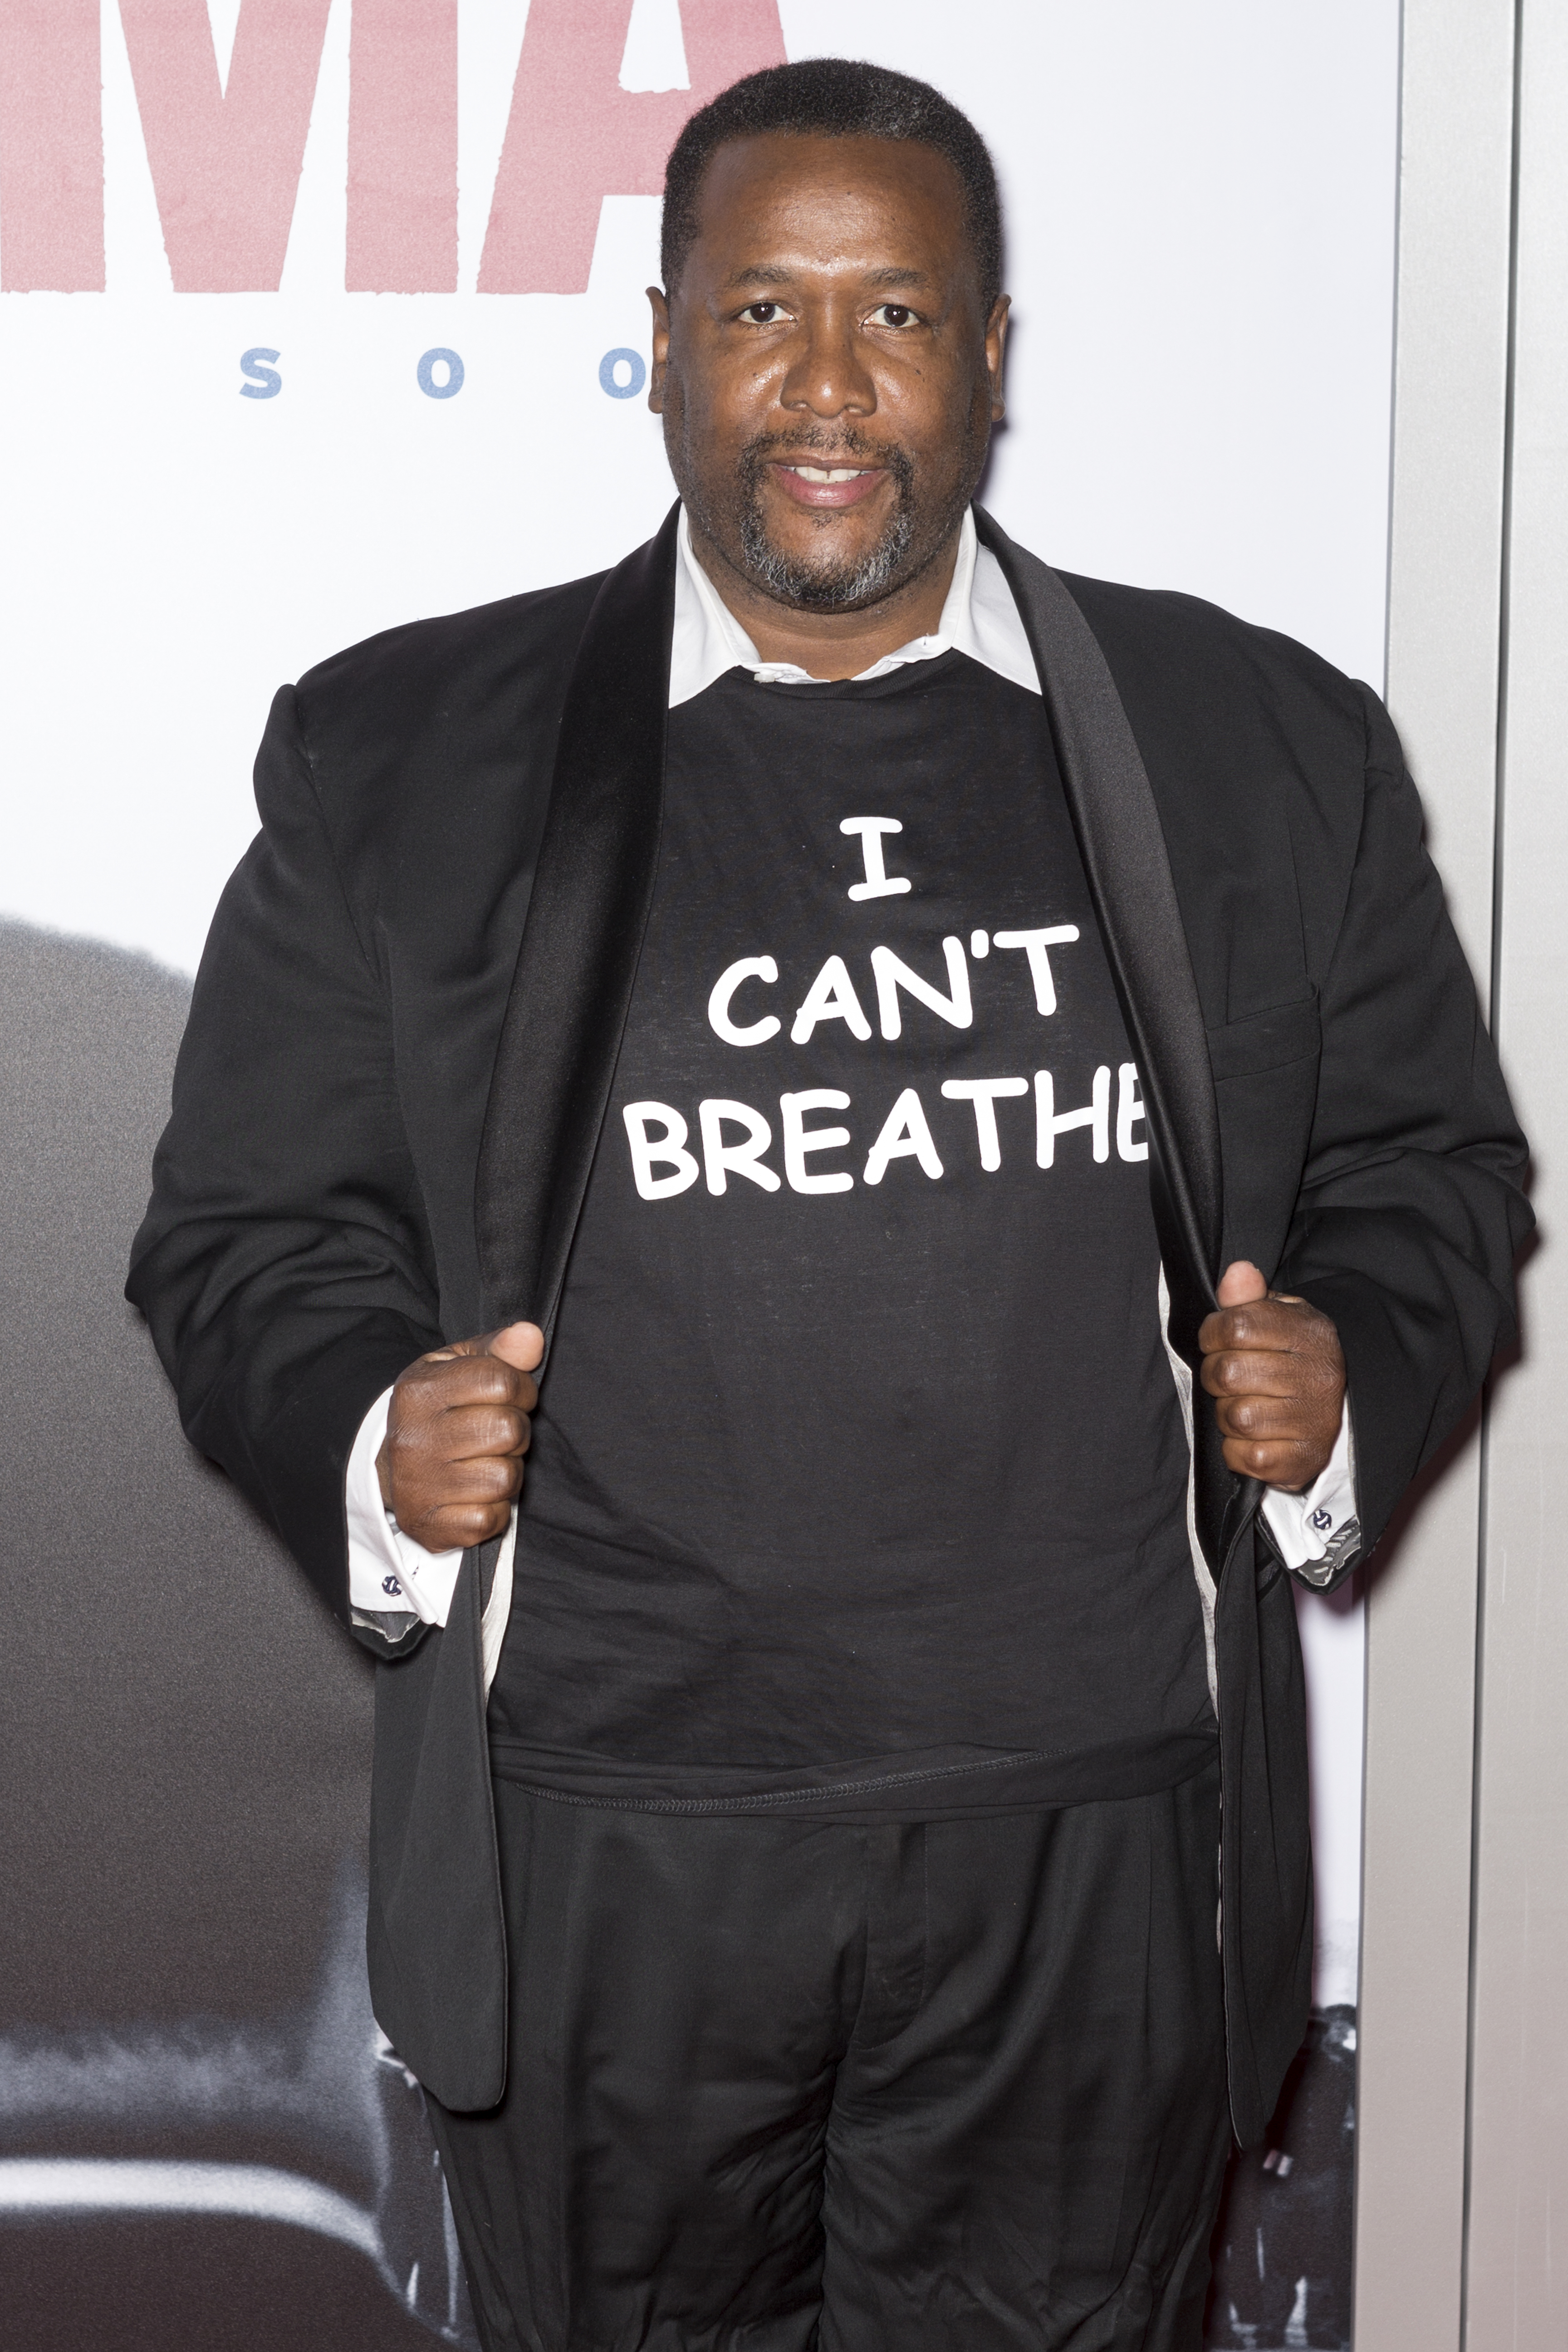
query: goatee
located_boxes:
[687,429,939,612]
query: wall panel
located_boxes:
[1358,5,1518,2345]
[1467,1,1568,2339]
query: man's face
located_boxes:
[650,134,1008,613]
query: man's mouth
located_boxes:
[771,460,889,510]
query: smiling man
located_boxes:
[130,59,1529,2352]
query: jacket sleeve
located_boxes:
[126,686,443,1648]
[1277,685,1533,1571]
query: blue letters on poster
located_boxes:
[239,348,282,399]
[235,346,658,403]
[600,348,646,399]
[418,348,465,399]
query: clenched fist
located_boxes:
[377,1321,545,1553]
[1199,1261,1345,1492]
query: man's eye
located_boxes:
[868,304,917,328]
[740,302,783,324]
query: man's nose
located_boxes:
[779,311,877,421]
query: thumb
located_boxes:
[482,1320,545,1372]
[1216,1259,1269,1309]
[444,1320,545,1370]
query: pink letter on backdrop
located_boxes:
[118,0,332,292]
[0,0,104,291]
[348,0,457,292]
[479,0,787,295]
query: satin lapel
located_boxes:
[975,508,1239,1557]
[475,504,678,1338]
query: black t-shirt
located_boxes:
[487,652,1214,1815]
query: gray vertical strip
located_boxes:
[1358,2,1518,2346]
[1465,0,1568,2337]
[1461,10,1524,2340]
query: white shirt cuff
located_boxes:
[1260,1402,1362,1585]
[345,1386,465,1627]
[346,1389,518,1689]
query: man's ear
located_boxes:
[985,295,1010,423]
[647,286,671,414]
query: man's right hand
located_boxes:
[376,1322,544,1553]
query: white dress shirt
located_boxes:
[346,510,1359,1662]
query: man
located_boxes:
[130,58,1529,2352]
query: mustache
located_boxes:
[737,428,915,490]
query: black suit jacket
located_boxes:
[128,505,1529,2144]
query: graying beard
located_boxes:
[736,503,918,611]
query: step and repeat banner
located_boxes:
[0,5,1396,2345]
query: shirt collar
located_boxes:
[669,504,1041,707]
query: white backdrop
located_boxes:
[0,0,1399,2009]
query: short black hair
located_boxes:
[661,59,1003,312]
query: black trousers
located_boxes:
[429,1758,1231,2352]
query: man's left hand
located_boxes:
[1198,1261,1346,1491]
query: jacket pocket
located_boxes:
[1205,991,1321,1082]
